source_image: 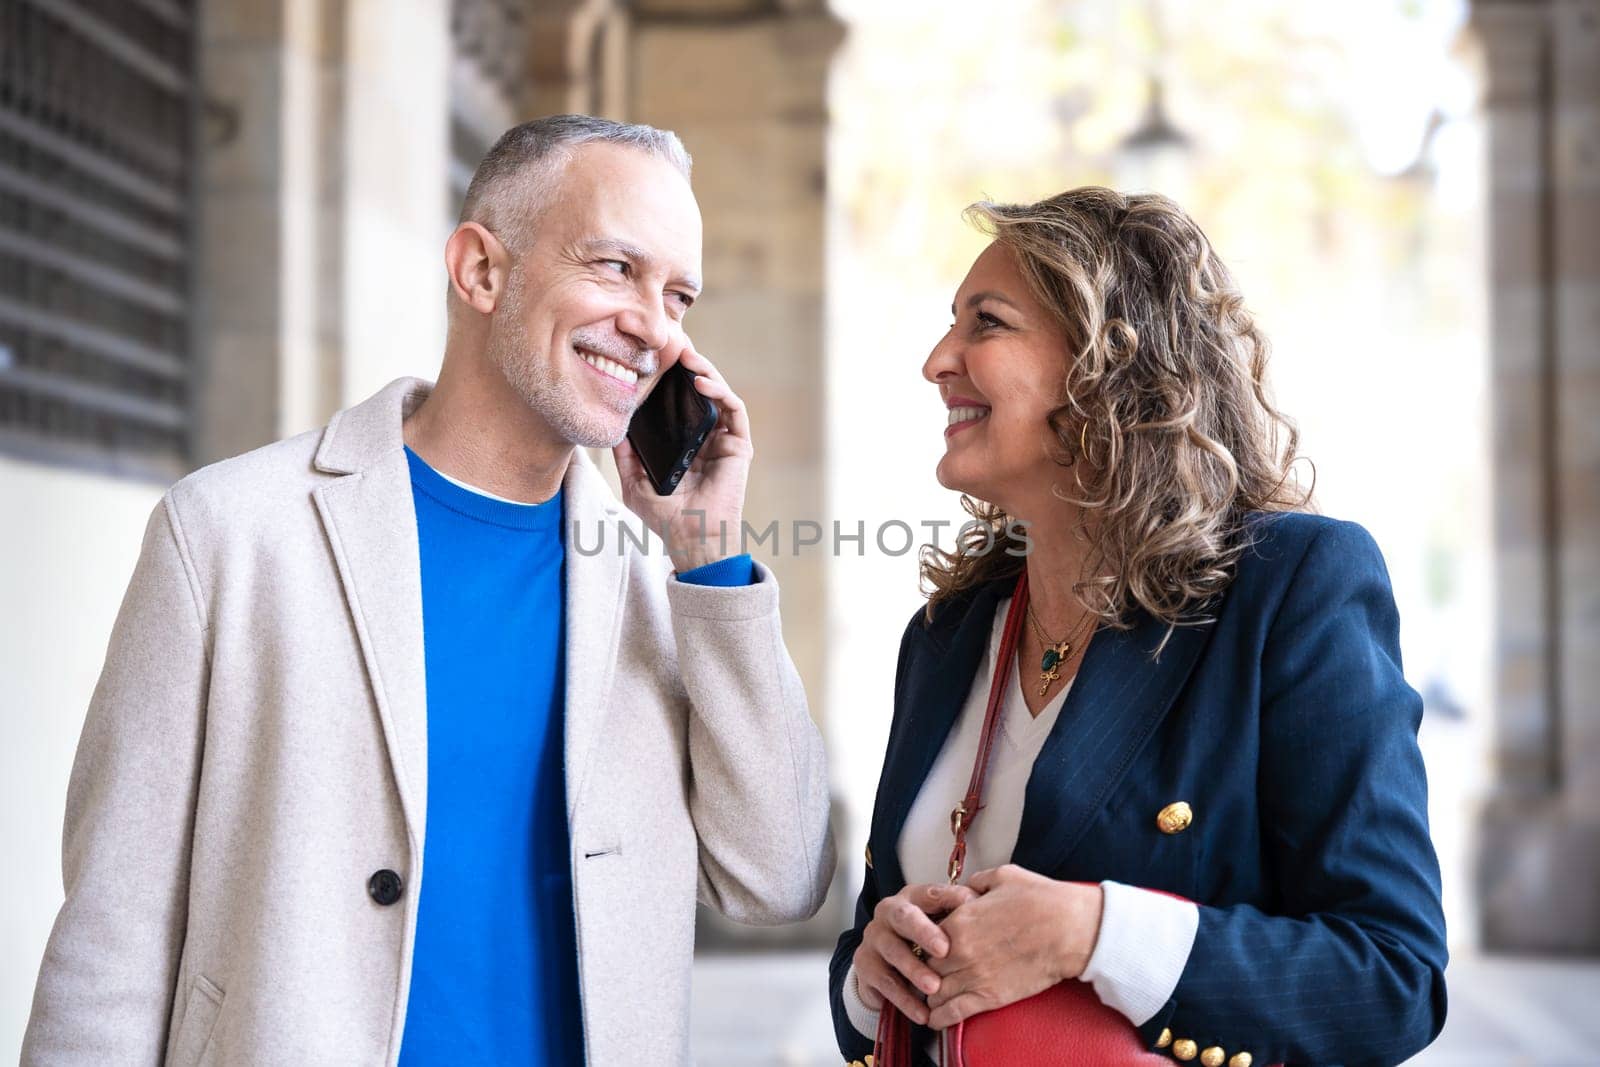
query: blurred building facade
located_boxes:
[3,0,1599,1058]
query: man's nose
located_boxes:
[616,296,674,355]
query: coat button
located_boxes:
[1156,1028,1173,1049]
[864,844,874,869]
[368,869,404,906]
[1156,801,1193,834]
[1228,1054,1254,1067]
[1172,1038,1198,1061]
[1201,1047,1226,1067]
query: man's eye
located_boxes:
[670,291,695,309]
[600,259,629,275]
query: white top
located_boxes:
[900,597,1075,883]
[842,598,1197,1041]
[430,463,545,505]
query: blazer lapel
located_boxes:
[311,383,434,848]
[872,582,1007,891]
[559,450,628,821]
[1009,611,1213,878]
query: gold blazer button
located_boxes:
[864,844,874,869]
[1157,801,1193,834]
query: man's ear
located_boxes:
[445,221,510,315]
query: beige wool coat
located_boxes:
[22,377,836,1066]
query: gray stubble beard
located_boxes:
[488,295,634,450]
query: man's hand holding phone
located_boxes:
[614,338,752,574]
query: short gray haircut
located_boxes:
[458,114,693,250]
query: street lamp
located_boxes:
[1113,0,1192,199]
[1116,74,1191,197]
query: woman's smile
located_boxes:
[945,396,991,438]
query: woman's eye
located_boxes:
[975,311,1004,330]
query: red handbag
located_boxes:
[871,571,1174,1066]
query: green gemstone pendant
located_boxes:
[1037,640,1072,696]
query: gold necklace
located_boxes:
[1025,600,1096,697]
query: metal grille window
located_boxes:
[0,0,196,478]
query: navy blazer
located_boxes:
[828,512,1447,1067]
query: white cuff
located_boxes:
[1078,880,1199,1026]
[841,961,882,1039]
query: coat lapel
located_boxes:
[311,378,434,847]
[307,382,633,839]
[559,449,629,821]
[1009,611,1213,877]
[872,582,1007,891]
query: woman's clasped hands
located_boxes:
[852,865,1105,1030]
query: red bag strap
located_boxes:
[872,571,1030,1067]
[874,997,914,1067]
[946,570,1029,884]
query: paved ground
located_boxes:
[690,951,1600,1066]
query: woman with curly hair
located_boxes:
[829,187,1447,1067]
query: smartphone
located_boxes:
[626,362,720,495]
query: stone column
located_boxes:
[626,0,842,729]
[194,0,305,463]
[625,0,845,944]
[337,0,451,406]
[1473,0,1600,953]
[195,0,449,463]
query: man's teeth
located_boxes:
[947,406,990,426]
[579,349,639,386]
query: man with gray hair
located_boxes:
[23,115,835,1066]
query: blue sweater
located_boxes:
[398,448,750,1063]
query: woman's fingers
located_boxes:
[962,864,1022,894]
[875,895,948,958]
[869,926,943,995]
[853,961,885,1011]
[924,964,977,1010]
[923,883,980,911]
[851,881,991,1026]
[860,959,930,1026]
[927,990,992,1031]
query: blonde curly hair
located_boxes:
[921,187,1312,633]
